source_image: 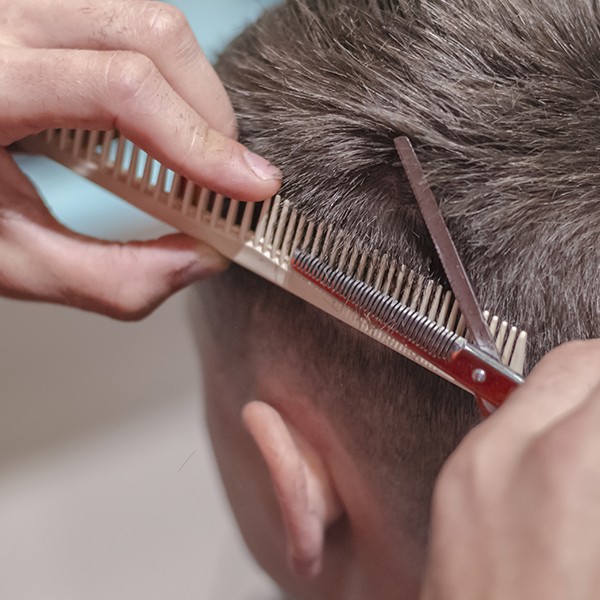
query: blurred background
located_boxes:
[0,1,281,598]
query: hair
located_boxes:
[199,0,600,541]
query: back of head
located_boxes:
[197,0,600,581]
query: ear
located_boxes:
[242,400,344,579]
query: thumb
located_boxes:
[1,214,228,319]
[47,232,230,320]
[0,148,228,319]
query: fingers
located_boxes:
[528,355,600,474]
[0,48,281,201]
[444,340,600,489]
[0,150,229,320]
[426,340,600,600]
[477,340,600,441]
[0,0,280,316]
[48,232,231,320]
[1,220,229,320]
[5,0,237,137]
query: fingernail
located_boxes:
[244,150,282,181]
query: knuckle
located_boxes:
[103,287,154,321]
[544,339,600,366]
[430,459,467,519]
[139,2,189,45]
[524,339,600,396]
[173,120,211,173]
[527,431,565,468]
[525,426,583,489]
[108,303,153,322]
[105,51,157,106]
[433,429,489,504]
[95,246,158,321]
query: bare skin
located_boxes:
[0,0,282,319]
[422,340,600,600]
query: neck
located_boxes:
[285,404,426,600]
[328,454,425,600]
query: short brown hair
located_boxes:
[200,0,600,540]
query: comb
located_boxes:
[18,128,527,413]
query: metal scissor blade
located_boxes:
[394,136,501,361]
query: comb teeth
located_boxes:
[294,211,527,373]
[20,127,528,376]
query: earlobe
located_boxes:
[242,401,343,579]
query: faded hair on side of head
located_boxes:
[199,0,600,540]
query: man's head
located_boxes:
[192,1,600,598]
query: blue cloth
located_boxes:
[17,0,280,239]
[180,0,280,63]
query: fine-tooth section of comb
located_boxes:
[291,250,460,360]
[18,127,529,386]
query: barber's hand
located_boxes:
[421,340,600,600]
[0,0,281,319]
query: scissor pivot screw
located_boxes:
[472,368,487,383]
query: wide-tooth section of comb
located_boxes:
[19,128,528,380]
